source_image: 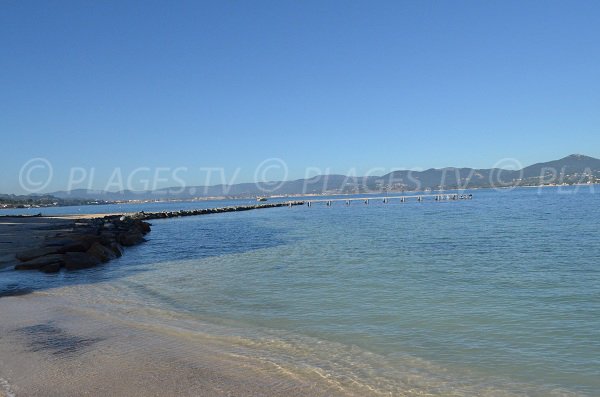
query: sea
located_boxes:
[0,186,598,396]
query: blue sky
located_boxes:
[1,0,599,193]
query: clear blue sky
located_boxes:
[1,0,599,193]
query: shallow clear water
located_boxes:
[1,186,599,395]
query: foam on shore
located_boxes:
[0,377,15,397]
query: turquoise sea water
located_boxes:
[1,187,599,395]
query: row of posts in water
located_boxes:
[304,194,473,207]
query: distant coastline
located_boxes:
[2,154,599,209]
[2,182,598,213]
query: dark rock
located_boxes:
[118,230,145,246]
[16,247,60,262]
[99,231,117,245]
[44,238,78,247]
[64,252,101,270]
[87,242,117,263]
[77,234,102,246]
[56,240,91,253]
[15,254,66,270]
[109,242,123,257]
[39,235,98,254]
[40,262,61,273]
[136,221,151,234]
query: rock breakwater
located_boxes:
[13,201,304,273]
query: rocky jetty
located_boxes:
[13,201,304,273]
[134,200,305,220]
[14,216,151,273]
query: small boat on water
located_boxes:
[256,197,268,202]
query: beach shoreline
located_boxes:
[0,290,370,397]
[1,280,586,397]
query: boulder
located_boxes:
[44,238,78,247]
[135,221,151,234]
[87,242,117,263]
[64,252,101,270]
[75,234,102,247]
[44,236,98,253]
[109,242,123,257]
[15,254,65,270]
[99,231,117,245]
[118,230,145,246]
[16,247,60,262]
[56,240,92,253]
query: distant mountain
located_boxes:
[48,154,600,200]
[520,154,600,178]
[378,154,600,190]
[50,175,381,200]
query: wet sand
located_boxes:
[0,213,355,396]
[0,214,363,395]
[0,292,364,397]
[0,216,351,396]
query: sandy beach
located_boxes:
[0,215,373,396]
[0,290,371,397]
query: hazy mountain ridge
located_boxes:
[46,154,600,200]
